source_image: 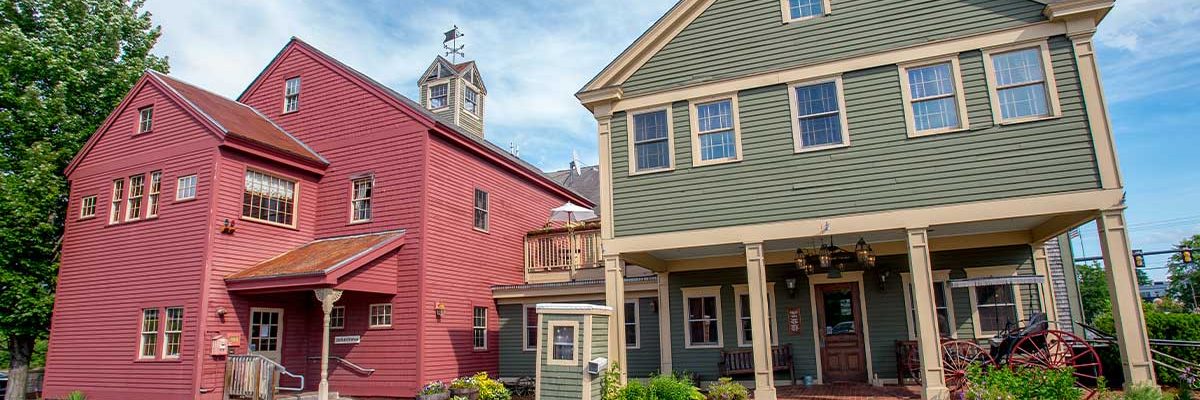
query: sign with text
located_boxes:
[334,335,361,344]
[787,307,803,334]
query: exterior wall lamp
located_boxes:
[434,302,446,319]
[784,277,798,298]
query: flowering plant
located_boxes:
[420,380,449,395]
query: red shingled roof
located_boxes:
[226,230,405,281]
[150,71,326,165]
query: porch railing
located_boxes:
[525,227,602,274]
[224,354,304,400]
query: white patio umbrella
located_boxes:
[549,202,596,224]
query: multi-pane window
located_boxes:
[473,188,489,231]
[735,284,778,347]
[975,285,1018,333]
[330,306,345,330]
[147,171,162,218]
[990,47,1051,121]
[429,84,448,109]
[369,303,392,327]
[524,305,538,350]
[624,301,639,348]
[284,77,301,112]
[473,307,487,350]
[683,288,722,348]
[110,179,124,224]
[550,323,576,362]
[631,109,671,172]
[249,310,280,352]
[80,195,97,218]
[792,80,846,149]
[905,62,963,133]
[693,99,738,163]
[350,177,372,222]
[904,279,954,338]
[138,106,154,133]
[176,175,197,200]
[242,170,297,226]
[787,0,824,20]
[163,307,183,358]
[464,87,479,115]
[139,308,160,359]
[126,174,144,221]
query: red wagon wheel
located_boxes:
[1009,330,1103,399]
[942,340,993,394]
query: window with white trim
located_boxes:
[110,179,124,224]
[473,188,489,231]
[139,308,159,359]
[147,171,162,218]
[986,46,1054,121]
[242,170,297,226]
[464,87,479,115]
[369,303,392,327]
[80,195,97,219]
[429,83,448,109]
[975,285,1018,334]
[138,106,153,133]
[900,59,968,135]
[284,77,301,113]
[330,306,345,330]
[630,108,672,172]
[126,174,144,222]
[790,79,848,150]
[682,286,722,348]
[785,0,826,21]
[625,301,639,349]
[734,283,778,347]
[901,272,956,339]
[163,307,183,358]
[548,321,578,364]
[692,98,739,163]
[176,175,197,200]
[473,306,487,350]
[523,305,537,351]
[350,177,372,222]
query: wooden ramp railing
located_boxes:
[224,354,304,400]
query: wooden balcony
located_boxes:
[525,222,602,283]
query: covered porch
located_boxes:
[599,190,1154,399]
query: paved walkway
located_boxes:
[776,384,922,400]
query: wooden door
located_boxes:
[248,308,284,363]
[816,283,867,383]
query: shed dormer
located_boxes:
[418,56,487,137]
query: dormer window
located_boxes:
[783,0,829,22]
[464,87,479,115]
[284,77,301,113]
[138,106,153,133]
[429,84,449,109]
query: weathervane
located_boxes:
[443,25,465,63]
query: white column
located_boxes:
[604,254,628,383]
[1096,208,1156,387]
[744,242,777,399]
[657,271,673,374]
[314,288,344,400]
[906,228,948,399]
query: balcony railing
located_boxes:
[525,223,602,275]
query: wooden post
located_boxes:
[906,228,949,399]
[1096,208,1156,387]
[744,242,776,400]
[603,254,628,383]
[315,289,344,400]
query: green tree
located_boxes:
[1076,261,1113,323]
[1167,234,1200,310]
[0,1,167,398]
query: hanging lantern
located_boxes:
[819,246,833,270]
[855,238,871,264]
[795,249,813,274]
[866,253,877,268]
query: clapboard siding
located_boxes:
[538,314,589,400]
[499,298,661,379]
[610,35,1099,237]
[623,0,1046,96]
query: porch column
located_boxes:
[906,228,949,399]
[657,271,673,374]
[314,288,344,400]
[1096,208,1156,386]
[744,242,776,400]
[604,254,628,383]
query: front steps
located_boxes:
[274,391,347,400]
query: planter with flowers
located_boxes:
[419,380,451,400]
[450,376,480,400]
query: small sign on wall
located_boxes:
[334,335,362,344]
[787,308,803,335]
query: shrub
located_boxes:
[64,391,88,400]
[966,364,1081,400]
[619,380,652,400]
[1120,384,1169,400]
[472,372,511,400]
[450,376,478,391]
[601,363,623,400]
[1095,307,1200,387]
[705,377,749,400]
[421,380,449,395]
[617,373,703,400]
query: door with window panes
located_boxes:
[249,308,284,363]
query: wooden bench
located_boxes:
[718,344,796,386]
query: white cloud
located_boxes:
[143,0,673,171]
[1094,0,1200,102]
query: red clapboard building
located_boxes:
[43,37,590,400]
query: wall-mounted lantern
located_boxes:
[434,302,446,319]
[784,277,798,298]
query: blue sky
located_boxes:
[143,0,1200,279]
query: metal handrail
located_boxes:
[227,354,305,397]
[308,356,376,375]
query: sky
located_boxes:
[142,0,1200,280]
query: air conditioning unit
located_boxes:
[587,357,609,375]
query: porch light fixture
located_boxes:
[794,236,877,278]
[1133,249,1145,269]
[435,302,446,318]
[785,277,798,298]
[795,249,813,275]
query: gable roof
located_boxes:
[239,38,591,207]
[418,55,487,94]
[149,71,327,166]
[546,164,601,206]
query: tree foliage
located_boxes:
[1167,234,1200,310]
[0,0,168,385]
[1076,261,1113,324]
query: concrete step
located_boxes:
[273,391,340,400]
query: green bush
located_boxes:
[63,391,88,400]
[705,377,748,400]
[617,373,703,400]
[1095,306,1200,387]
[966,364,1081,400]
[472,372,511,400]
[1118,384,1170,400]
[601,363,623,400]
